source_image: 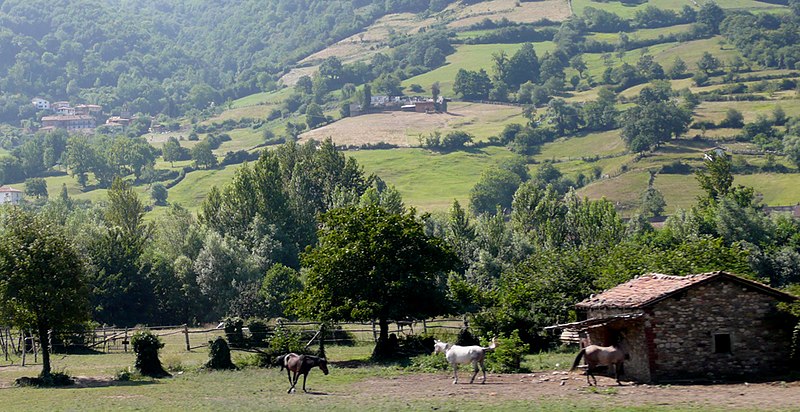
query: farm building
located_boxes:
[551,271,797,383]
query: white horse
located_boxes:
[433,338,497,384]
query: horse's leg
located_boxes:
[615,362,622,385]
[480,359,487,383]
[470,360,478,384]
[286,369,294,393]
[302,372,308,393]
[452,363,458,384]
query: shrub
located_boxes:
[247,318,270,347]
[15,371,74,387]
[224,317,246,348]
[485,330,530,373]
[206,337,237,370]
[131,330,170,378]
[455,328,480,346]
[409,353,450,372]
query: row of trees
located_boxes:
[1,140,799,369]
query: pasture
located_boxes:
[1,327,798,411]
[401,42,556,97]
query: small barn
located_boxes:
[551,271,797,383]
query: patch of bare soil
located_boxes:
[349,372,800,410]
[447,0,571,28]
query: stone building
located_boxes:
[552,271,797,383]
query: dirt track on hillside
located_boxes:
[348,372,800,411]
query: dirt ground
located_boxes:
[349,372,800,410]
[299,102,521,147]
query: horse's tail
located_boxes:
[483,337,498,352]
[571,348,586,371]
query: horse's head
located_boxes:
[318,358,329,375]
[433,339,448,355]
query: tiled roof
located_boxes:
[0,185,22,193]
[576,271,796,310]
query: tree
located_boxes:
[305,103,326,129]
[620,98,691,152]
[667,57,687,79]
[261,263,303,318]
[695,151,733,204]
[24,177,48,198]
[546,98,580,136]
[192,141,218,169]
[162,136,187,166]
[0,210,89,377]
[640,186,666,217]
[570,55,587,78]
[697,1,724,35]
[293,206,457,357]
[469,167,523,215]
[151,183,168,206]
[697,52,720,74]
[783,135,800,169]
[506,43,540,88]
[453,69,491,100]
[719,108,744,128]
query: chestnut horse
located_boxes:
[279,353,329,393]
[570,344,626,386]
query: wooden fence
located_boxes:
[0,318,467,361]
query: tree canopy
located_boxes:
[292,205,458,356]
[0,209,89,376]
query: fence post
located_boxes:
[371,320,377,343]
[184,324,190,352]
[124,328,129,353]
[423,319,427,335]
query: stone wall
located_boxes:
[648,278,795,381]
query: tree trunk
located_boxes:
[38,324,50,377]
[379,318,389,344]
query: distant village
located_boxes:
[30,98,167,133]
[349,95,450,117]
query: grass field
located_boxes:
[402,42,555,97]
[572,0,785,17]
[584,24,694,44]
[349,146,516,211]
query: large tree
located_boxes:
[293,206,458,357]
[0,209,89,377]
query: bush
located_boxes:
[660,160,693,174]
[131,330,171,378]
[15,371,74,387]
[455,328,480,346]
[206,337,237,370]
[485,330,530,373]
[409,353,450,372]
[223,317,246,348]
[247,318,270,347]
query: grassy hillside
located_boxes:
[35,0,800,217]
[402,42,556,97]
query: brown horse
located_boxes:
[570,344,626,386]
[280,353,329,393]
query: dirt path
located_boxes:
[349,372,800,410]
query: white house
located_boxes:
[0,186,23,205]
[31,98,50,110]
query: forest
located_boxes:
[0,0,454,123]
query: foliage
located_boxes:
[260,264,303,319]
[292,205,458,357]
[206,337,237,370]
[151,183,168,206]
[131,330,170,378]
[484,330,529,373]
[0,209,89,376]
[223,317,246,348]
